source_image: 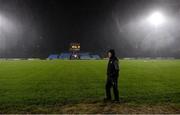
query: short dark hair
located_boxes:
[108,49,115,57]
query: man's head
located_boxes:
[108,49,115,58]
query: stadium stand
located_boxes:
[59,53,71,59]
[80,53,91,60]
[48,54,59,60]
[91,55,101,60]
[48,53,101,60]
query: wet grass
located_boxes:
[0,60,180,113]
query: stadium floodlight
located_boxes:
[147,11,166,27]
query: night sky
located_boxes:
[0,0,180,58]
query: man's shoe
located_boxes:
[104,98,111,102]
[112,99,120,103]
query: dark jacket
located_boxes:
[107,57,119,77]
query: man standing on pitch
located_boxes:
[104,49,120,102]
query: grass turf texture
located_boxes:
[0,60,180,113]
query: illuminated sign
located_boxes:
[70,43,80,51]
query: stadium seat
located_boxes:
[91,55,101,60]
[59,53,71,59]
[80,53,91,60]
[48,54,59,60]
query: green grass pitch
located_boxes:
[0,60,180,113]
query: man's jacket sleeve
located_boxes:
[114,60,119,71]
[113,59,119,76]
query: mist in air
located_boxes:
[0,0,180,58]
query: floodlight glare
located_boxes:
[147,12,165,27]
[0,16,2,27]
